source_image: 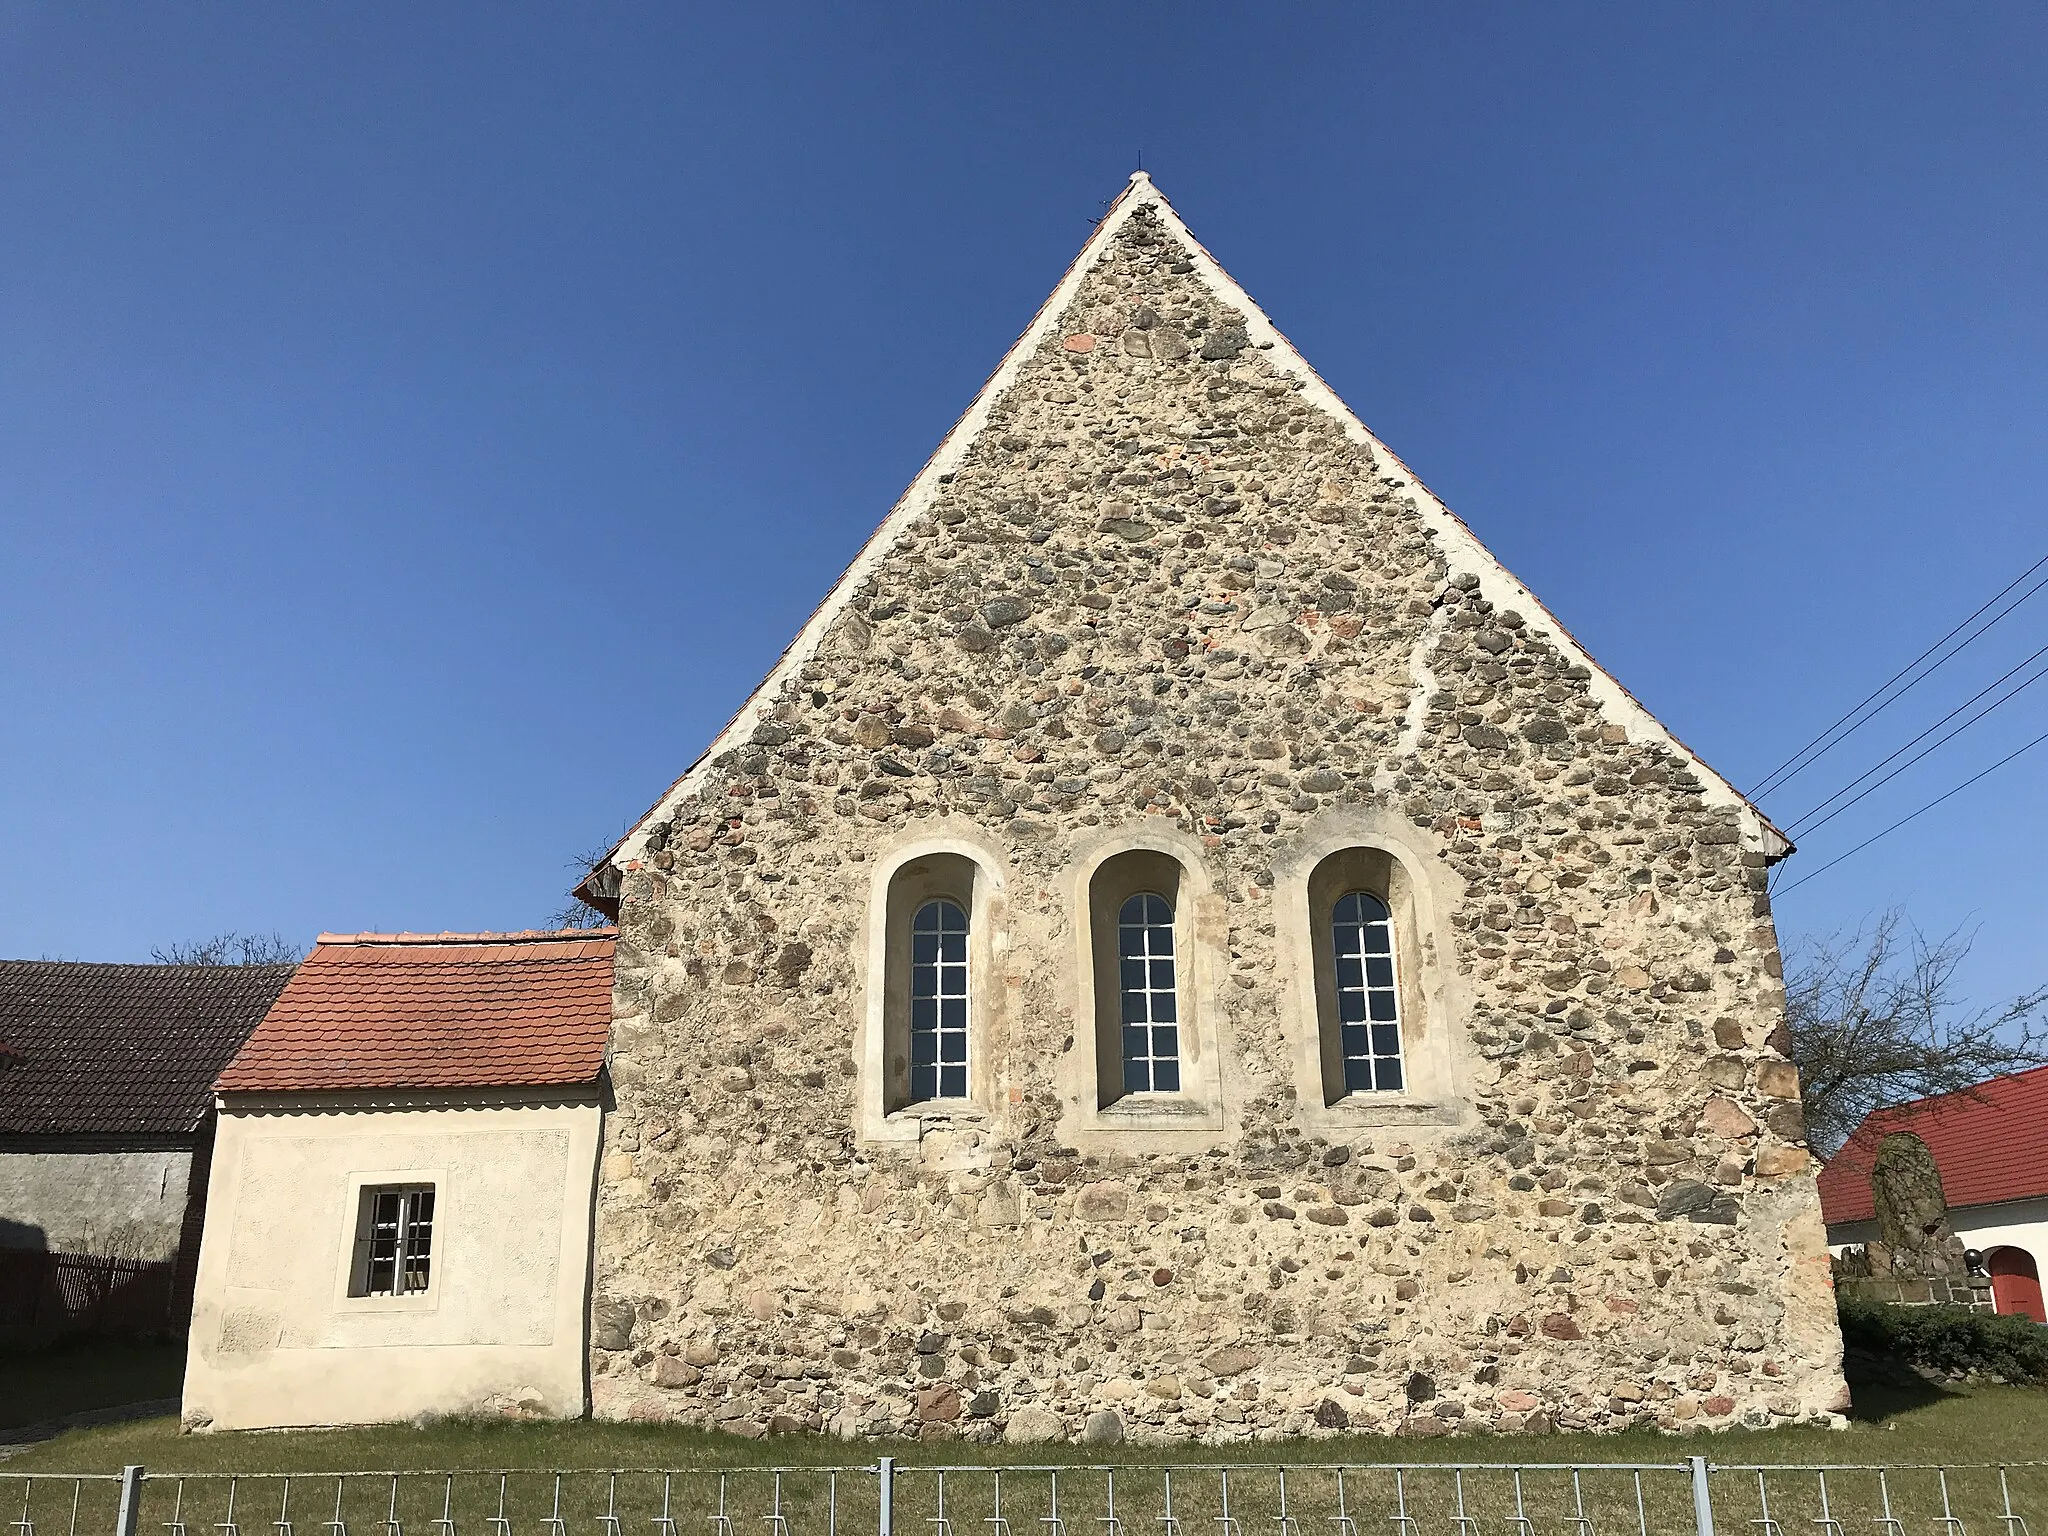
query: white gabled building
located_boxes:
[1819,1065,2048,1323]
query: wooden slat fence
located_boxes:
[0,1249,176,1334]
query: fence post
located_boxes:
[877,1458,895,1536]
[116,1466,146,1536]
[1689,1459,1715,1536]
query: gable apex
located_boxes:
[596,175,1788,884]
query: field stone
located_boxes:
[1657,1181,1719,1220]
[591,1299,635,1352]
[651,1358,701,1389]
[583,185,1844,1443]
[1082,1409,1125,1446]
[1005,1404,1063,1442]
[1203,1347,1262,1377]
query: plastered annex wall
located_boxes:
[586,180,1845,1444]
[183,1095,600,1430]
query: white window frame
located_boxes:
[332,1166,446,1314]
[1330,889,1407,1093]
[908,896,971,1103]
[1116,891,1182,1095]
[350,1183,436,1298]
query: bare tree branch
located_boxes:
[152,931,303,966]
[550,845,618,931]
[1787,908,2048,1154]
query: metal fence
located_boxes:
[6,1459,2043,1536]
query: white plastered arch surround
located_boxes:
[854,819,1011,1146]
[1056,820,1231,1152]
[1270,806,1480,1135]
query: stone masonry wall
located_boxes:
[588,191,1847,1442]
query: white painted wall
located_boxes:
[1953,1197,2048,1306]
[183,1094,601,1430]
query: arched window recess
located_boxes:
[866,848,992,1127]
[1063,831,1227,1144]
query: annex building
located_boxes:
[182,175,1847,1440]
[182,931,610,1431]
[1,959,292,1339]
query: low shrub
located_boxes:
[1838,1296,2048,1383]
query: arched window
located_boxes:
[1331,890,1403,1092]
[1086,847,1199,1112]
[1118,892,1180,1093]
[870,849,988,1123]
[909,898,969,1102]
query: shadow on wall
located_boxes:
[0,1230,178,1342]
[0,1333,186,1437]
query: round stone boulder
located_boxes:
[1003,1403,1064,1444]
[1082,1409,1125,1445]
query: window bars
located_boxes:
[352,1185,434,1297]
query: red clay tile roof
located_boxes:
[215,930,616,1093]
[0,961,296,1136]
[1817,1063,2048,1225]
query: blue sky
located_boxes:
[3,5,2044,1011]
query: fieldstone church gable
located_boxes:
[583,174,1846,1441]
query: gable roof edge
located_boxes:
[604,173,1789,876]
[1133,180,1791,861]
[604,174,1169,871]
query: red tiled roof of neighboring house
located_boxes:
[215,930,616,1093]
[0,961,296,1136]
[1817,1063,2048,1225]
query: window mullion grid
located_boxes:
[1333,892,1404,1093]
[910,899,970,1103]
[1118,894,1180,1095]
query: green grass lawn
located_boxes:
[5,1373,2046,1536]
[10,1362,2044,1472]
[0,1336,184,1433]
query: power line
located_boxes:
[1783,638,2048,835]
[1787,657,2048,839]
[1751,552,2048,797]
[1748,552,2048,800]
[1774,722,2048,897]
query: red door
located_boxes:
[1989,1247,2046,1323]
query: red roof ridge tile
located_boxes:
[313,928,619,946]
